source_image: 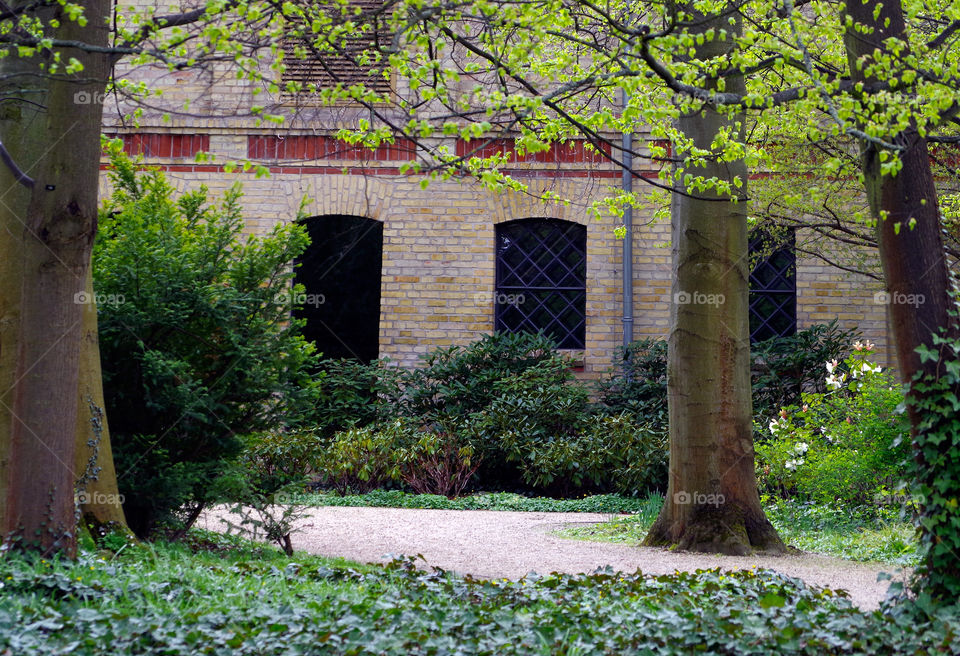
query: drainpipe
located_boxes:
[621,87,634,351]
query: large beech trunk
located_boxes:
[0,0,111,555]
[644,8,785,555]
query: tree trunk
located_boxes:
[0,0,110,556]
[843,0,958,408]
[843,0,960,600]
[75,267,131,536]
[644,8,785,555]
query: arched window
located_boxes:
[495,218,587,349]
[294,215,383,362]
[749,230,797,342]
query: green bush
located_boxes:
[314,422,414,494]
[310,357,406,436]
[755,346,910,504]
[581,414,668,496]
[95,149,319,537]
[470,358,591,491]
[595,323,861,436]
[751,319,861,419]
[395,429,481,498]
[595,338,668,428]
[404,331,564,425]
[216,431,322,555]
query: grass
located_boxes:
[2,529,956,655]
[555,495,920,566]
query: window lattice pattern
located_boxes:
[495,219,587,349]
[749,231,797,342]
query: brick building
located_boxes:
[99,12,892,378]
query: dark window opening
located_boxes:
[749,230,797,342]
[495,218,587,349]
[294,215,383,362]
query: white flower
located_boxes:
[785,460,796,471]
[853,341,864,351]
[795,442,809,454]
[769,418,780,433]
[826,359,839,374]
[826,374,842,389]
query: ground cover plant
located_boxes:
[299,489,660,514]
[2,532,958,655]
[556,495,919,567]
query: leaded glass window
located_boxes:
[749,231,797,342]
[494,219,587,349]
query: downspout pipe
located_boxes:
[621,87,634,351]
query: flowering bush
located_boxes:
[756,342,911,505]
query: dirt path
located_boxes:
[200,506,907,610]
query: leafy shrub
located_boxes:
[596,323,861,434]
[751,319,861,418]
[595,338,668,428]
[95,150,319,537]
[404,331,564,424]
[314,422,415,494]
[396,430,481,498]
[310,357,406,436]
[581,414,668,496]
[215,431,323,555]
[470,359,591,491]
[755,345,910,504]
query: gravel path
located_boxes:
[200,506,906,610]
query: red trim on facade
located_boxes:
[105,133,209,158]
[99,162,651,178]
[455,138,613,164]
[248,135,416,161]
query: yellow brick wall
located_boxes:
[98,129,893,380]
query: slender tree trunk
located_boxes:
[844,0,960,599]
[0,0,110,556]
[644,7,785,555]
[843,0,958,404]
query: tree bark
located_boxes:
[0,0,111,556]
[75,267,130,535]
[843,0,958,402]
[644,7,785,555]
[843,0,960,599]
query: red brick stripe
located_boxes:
[105,133,209,158]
